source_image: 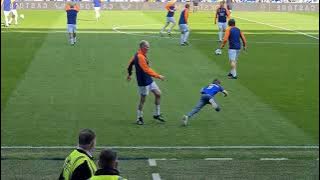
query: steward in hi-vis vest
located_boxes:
[90,149,127,180]
[59,129,97,180]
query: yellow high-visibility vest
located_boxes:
[90,175,127,180]
[61,149,97,180]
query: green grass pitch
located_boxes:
[1,10,319,179]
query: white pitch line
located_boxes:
[234,16,319,40]
[154,158,167,160]
[1,145,319,149]
[260,158,289,161]
[50,96,54,105]
[152,173,162,180]
[112,26,318,45]
[205,158,233,160]
[148,159,157,166]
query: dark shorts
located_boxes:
[200,94,212,104]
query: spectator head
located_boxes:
[98,149,118,169]
[228,19,236,26]
[78,129,96,151]
[139,40,150,54]
[185,4,190,9]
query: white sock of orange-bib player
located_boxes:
[155,105,160,116]
[137,110,143,118]
[183,31,189,42]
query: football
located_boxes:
[20,14,25,19]
[215,48,222,55]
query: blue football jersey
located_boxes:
[3,0,11,11]
[201,84,224,97]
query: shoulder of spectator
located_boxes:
[70,160,92,180]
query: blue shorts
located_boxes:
[200,94,213,104]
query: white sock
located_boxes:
[218,31,222,41]
[74,37,77,42]
[180,33,184,44]
[209,99,218,109]
[15,16,18,24]
[70,38,74,44]
[161,23,169,33]
[5,15,9,26]
[231,69,237,77]
[155,105,160,116]
[137,110,143,118]
[95,11,100,19]
[168,23,175,33]
[183,31,190,43]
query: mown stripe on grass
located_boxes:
[234,16,319,40]
[1,12,317,146]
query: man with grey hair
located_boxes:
[127,40,165,125]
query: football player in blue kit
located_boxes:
[182,79,228,126]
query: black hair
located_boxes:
[228,19,236,26]
[98,149,118,169]
[213,79,221,84]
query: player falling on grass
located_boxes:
[66,2,79,46]
[160,0,177,37]
[220,19,246,79]
[215,0,230,42]
[93,0,102,21]
[8,0,18,25]
[179,4,190,46]
[182,79,228,126]
[127,40,166,125]
[1,0,11,27]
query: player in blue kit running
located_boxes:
[1,0,11,27]
[215,0,230,42]
[93,0,102,21]
[182,79,228,126]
